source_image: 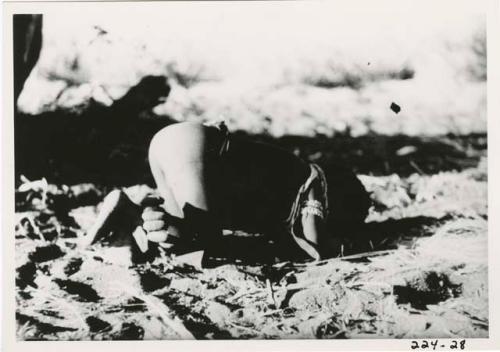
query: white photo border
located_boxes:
[2,0,499,350]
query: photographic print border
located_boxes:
[2,0,500,350]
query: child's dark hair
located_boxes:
[319,161,371,230]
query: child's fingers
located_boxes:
[146,230,169,243]
[147,230,180,243]
[146,231,168,243]
[158,242,174,249]
[143,219,166,232]
[143,206,162,214]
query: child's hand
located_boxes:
[141,205,182,250]
[142,206,167,232]
[142,206,170,244]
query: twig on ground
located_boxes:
[26,215,46,242]
[229,289,262,303]
[409,160,424,175]
[229,322,258,334]
[294,249,396,268]
[262,309,283,317]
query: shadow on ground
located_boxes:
[201,215,447,266]
[15,109,486,187]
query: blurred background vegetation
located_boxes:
[14,1,487,186]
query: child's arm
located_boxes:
[299,182,327,260]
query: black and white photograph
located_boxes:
[2,0,498,348]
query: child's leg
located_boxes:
[147,123,223,246]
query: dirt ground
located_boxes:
[14,144,488,340]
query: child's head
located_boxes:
[321,162,371,229]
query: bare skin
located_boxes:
[144,122,325,259]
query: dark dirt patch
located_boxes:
[131,242,161,264]
[54,279,101,302]
[138,269,171,293]
[63,257,83,276]
[28,244,65,263]
[39,228,59,242]
[86,316,112,333]
[156,291,233,339]
[69,184,104,207]
[17,313,78,337]
[113,322,145,340]
[394,271,462,310]
[316,318,347,339]
[16,261,38,289]
[39,309,63,318]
